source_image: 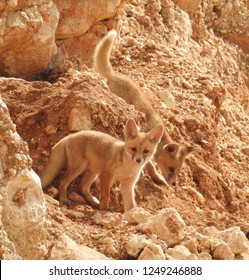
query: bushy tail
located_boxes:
[40,140,66,189]
[93,30,117,80]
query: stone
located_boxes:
[138,243,165,260]
[123,207,152,225]
[241,146,249,156]
[126,234,151,257]
[213,244,234,260]
[0,97,47,259]
[68,107,93,132]
[48,233,108,260]
[91,211,122,228]
[54,0,122,39]
[217,227,249,255]
[0,1,59,79]
[138,208,186,246]
[168,245,191,260]
[158,89,176,109]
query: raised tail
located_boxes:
[93,30,117,80]
[40,140,66,189]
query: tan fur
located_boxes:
[94,30,195,186]
[41,119,163,211]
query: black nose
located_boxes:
[136,158,142,163]
[172,182,176,187]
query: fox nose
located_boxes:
[136,158,142,163]
[172,182,176,187]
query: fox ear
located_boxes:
[163,143,180,158]
[180,146,197,158]
[125,118,139,139]
[148,125,164,144]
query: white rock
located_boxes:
[213,244,234,260]
[217,227,249,255]
[123,207,152,225]
[91,212,122,228]
[68,107,93,131]
[138,208,186,246]
[138,243,165,260]
[49,234,108,260]
[169,245,192,260]
[158,90,176,109]
[126,234,151,257]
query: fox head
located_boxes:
[124,119,164,165]
[156,143,196,186]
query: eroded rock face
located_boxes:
[54,0,122,39]
[203,0,249,52]
[0,97,47,259]
[0,1,59,80]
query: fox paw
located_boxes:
[151,175,167,186]
[59,198,71,207]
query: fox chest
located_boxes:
[112,164,143,182]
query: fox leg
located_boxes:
[59,161,88,205]
[80,170,99,208]
[119,178,137,212]
[99,172,114,210]
[145,161,167,186]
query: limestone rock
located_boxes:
[217,227,249,255]
[98,236,120,258]
[241,146,249,156]
[138,208,186,246]
[213,244,234,260]
[92,211,122,228]
[68,107,93,132]
[123,207,152,225]
[138,243,165,260]
[54,0,122,39]
[126,234,152,257]
[0,97,47,259]
[48,234,108,260]
[168,245,191,260]
[0,1,59,79]
[158,89,176,109]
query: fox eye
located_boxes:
[131,147,137,152]
[169,167,175,173]
[143,149,149,154]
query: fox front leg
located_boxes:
[145,161,167,186]
[119,178,137,212]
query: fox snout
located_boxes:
[133,155,143,164]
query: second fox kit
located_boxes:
[41,119,163,211]
[94,30,195,186]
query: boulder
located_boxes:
[48,233,108,260]
[138,208,186,246]
[0,97,47,259]
[0,1,59,79]
[138,243,165,260]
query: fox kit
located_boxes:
[94,30,195,186]
[41,119,163,211]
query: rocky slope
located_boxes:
[0,0,248,260]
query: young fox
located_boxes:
[40,119,163,211]
[94,30,195,186]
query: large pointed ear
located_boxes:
[125,118,139,139]
[163,143,180,158]
[180,146,197,158]
[148,125,164,144]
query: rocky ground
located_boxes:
[0,0,249,260]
